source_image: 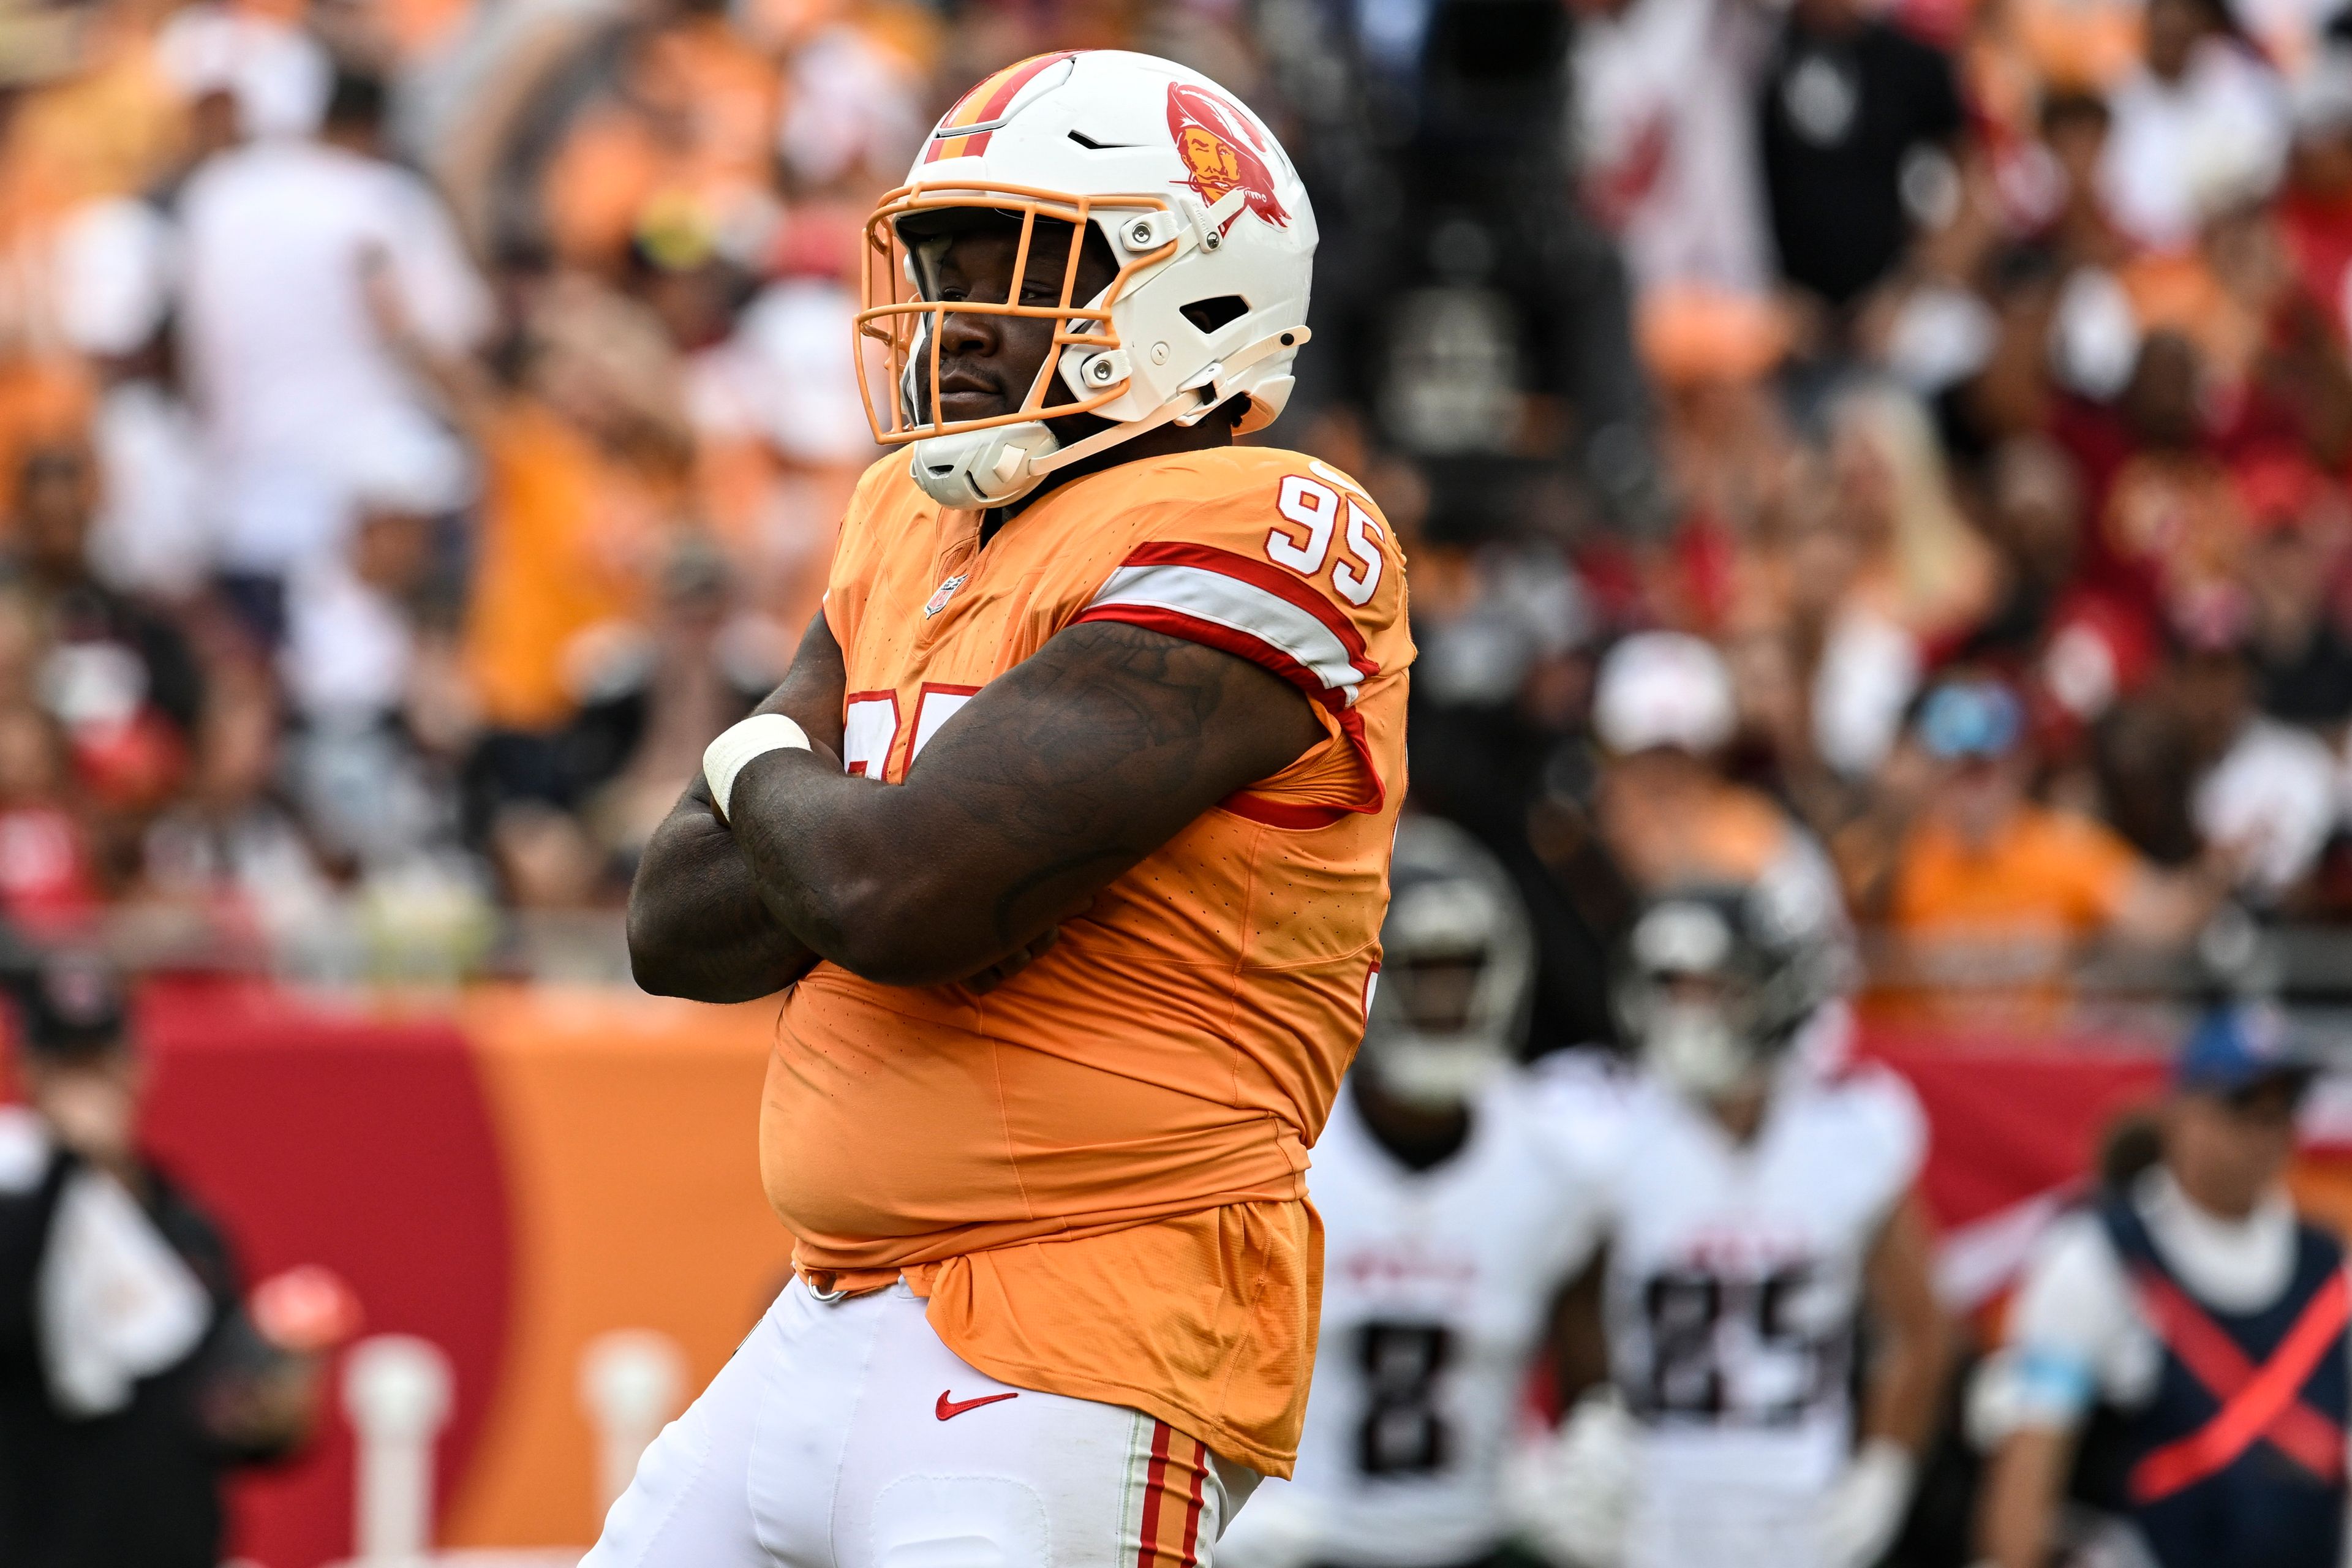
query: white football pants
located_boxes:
[581,1279,1261,1568]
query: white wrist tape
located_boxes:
[703,713,811,822]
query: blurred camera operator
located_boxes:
[1973,1005,2348,1568]
[0,959,331,1568]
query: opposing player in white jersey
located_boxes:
[1221,816,1610,1568]
[1523,880,1953,1568]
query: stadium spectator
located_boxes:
[1591,630,1845,918]
[0,704,103,941]
[1402,496,1614,1046]
[1842,676,2228,1014]
[548,537,780,865]
[135,671,338,962]
[2038,94,2130,273]
[1574,0,1777,301]
[2278,56,2352,344]
[2173,639,2337,905]
[1271,0,1664,524]
[277,415,467,741]
[687,238,886,630]
[2234,452,2352,726]
[374,265,695,738]
[176,67,487,641]
[1961,435,2095,671]
[1719,389,1985,807]
[1973,1005,2343,1568]
[4,441,205,811]
[275,437,473,878]
[2097,0,2288,252]
[47,197,207,602]
[2056,329,2247,634]
[467,533,780,895]
[0,959,328,1568]
[1757,0,1966,312]
[153,0,334,147]
[1820,386,1997,647]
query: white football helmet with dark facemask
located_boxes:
[1615,880,1845,1102]
[856,50,1317,508]
[1359,816,1536,1110]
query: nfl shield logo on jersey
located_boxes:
[923,573,969,618]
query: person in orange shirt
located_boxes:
[607,50,1411,1568]
[1844,676,2226,1023]
[1590,630,1847,910]
[368,255,694,734]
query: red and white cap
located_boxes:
[1593,631,1737,756]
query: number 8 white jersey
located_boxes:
[1223,1071,1609,1568]
[1591,1057,1924,1564]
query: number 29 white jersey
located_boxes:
[1222,1072,1610,1568]
[1585,1056,1925,1567]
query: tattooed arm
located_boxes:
[625,612,847,1002]
[717,619,1324,988]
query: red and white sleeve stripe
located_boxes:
[1071,541,1382,714]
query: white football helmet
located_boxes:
[1360,816,1536,1110]
[856,50,1318,508]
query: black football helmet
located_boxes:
[1360,816,1536,1108]
[1613,876,1845,1099]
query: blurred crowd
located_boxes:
[0,0,2349,1014]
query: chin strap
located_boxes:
[1024,386,1205,478]
[1026,325,1313,481]
[908,326,1317,507]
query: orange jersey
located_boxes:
[761,445,1413,1475]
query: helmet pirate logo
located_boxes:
[1164,82,1290,232]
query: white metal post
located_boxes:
[577,1330,686,1517]
[342,1334,454,1565]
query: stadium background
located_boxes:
[7,0,2352,1559]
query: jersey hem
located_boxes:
[783,1167,1312,1276]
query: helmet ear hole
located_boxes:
[1179,295,1250,334]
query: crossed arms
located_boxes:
[625,611,1324,1001]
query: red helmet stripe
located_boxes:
[922,51,1079,164]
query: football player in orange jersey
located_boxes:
[601,50,1412,1568]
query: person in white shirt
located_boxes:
[1520,878,1952,1568]
[2098,0,2290,251]
[1973,1004,2347,1568]
[1572,0,1777,300]
[176,68,486,631]
[1218,815,1611,1568]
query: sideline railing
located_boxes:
[18,907,2352,1044]
[1853,916,2352,1055]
